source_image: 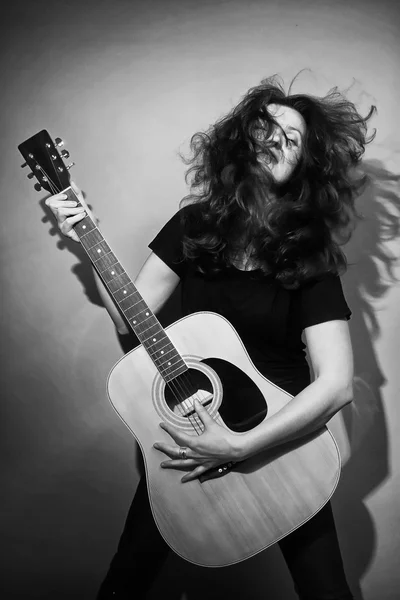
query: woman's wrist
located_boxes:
[233,431,259,461]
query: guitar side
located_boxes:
[107,311,341,568]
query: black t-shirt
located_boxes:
[148,207,351,396]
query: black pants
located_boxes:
[97,478,353,600]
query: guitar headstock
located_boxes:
[18,130,74,194]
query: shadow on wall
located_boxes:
[330,158,400,600]
[39,158,399,600]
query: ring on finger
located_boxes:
[179,447,188,460]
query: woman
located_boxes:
[46,75,376,599]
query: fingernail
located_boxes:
[160,462,166,468]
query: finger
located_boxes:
[153,442,200,461]
[45,193,67,205]
[181,464,210,483]
[56,207,86,219]
[160,458,200,470]
[159,422,193,447]
[193,399,214,427]
[60,213,86,239]
[47,200,80,210]
[69,182,91,211]
[153,442,182,458]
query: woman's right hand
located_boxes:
[44,182,93,243]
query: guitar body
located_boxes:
[108,311,341,567]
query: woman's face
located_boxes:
[256,103,306,184]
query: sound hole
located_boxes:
[201,358,267,432]
[165,369,213,419]
[165,358,267,432]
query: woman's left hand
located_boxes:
[153,399,246,482]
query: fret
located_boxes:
[94,250,119,271]
[138,324,165,343]
[155,354,183,370]
[151,354,182,372]
[62,185,188,384]
[145,345,184,369]
[95,251,115,268]
[130,311,164,337]
[74,216,97,237]
[148,353,181,374]
[85,234,106,250]
[78,227,103,250]
[146,337,176,354]
[148,342,175,359]
[103,268,129,287]
[126,310,154,327]
[86,239,112,263]
[113,282,137,303]
[154,359,187,381]
[165,364,189,382]
[124,301,150,321]
[150,338,174,352]
[117,290,138,308]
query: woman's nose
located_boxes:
[270,129,283,148]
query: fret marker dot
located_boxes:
[82,225,86,230]
[152,338,156,342]
[145,312,149,316]
[133,320,137,325]
[111,271,115,275]
[161,351,164,354]
[97,249,102,253]
[123,290,127,294]
[168,362,171,366]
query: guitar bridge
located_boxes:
[177,390,213,417]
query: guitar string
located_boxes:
[34,160,206,437]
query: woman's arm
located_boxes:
[238,318,354,459]
[105,252,181,334]
[155,318,354,482]
[45,185,180,332]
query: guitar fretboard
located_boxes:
[64,187,188,383]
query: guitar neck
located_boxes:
[64,186,187,383]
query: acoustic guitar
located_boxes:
[19,130,341,567]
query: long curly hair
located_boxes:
[179,74,377,288]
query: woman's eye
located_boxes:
[287,139,296,147]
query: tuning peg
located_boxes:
[27,172,35,179]
[21,162,27,168]
[34,183,42,192]
[54,137,64,147]
[60,149,70,159]
[66,162,75,170]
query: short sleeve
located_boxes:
[148,209,187,278]
[299,274,352,330]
